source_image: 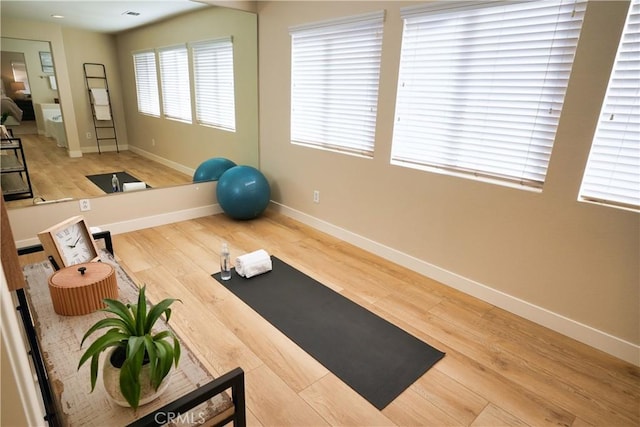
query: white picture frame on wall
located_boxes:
[39,51,54,73]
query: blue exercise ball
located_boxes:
[217,166,271,220]
[193,157,236,183]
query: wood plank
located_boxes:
[470,403,529,427]
[91,212,639,427]
[245,365,329,427]
[382,386,464,426]
[436,351,576,426]
[408,368,488,426]
[299,374,395,426]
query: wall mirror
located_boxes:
[1,4,258,210]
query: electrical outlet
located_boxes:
[79,199,91,211]
[313,190,320,203]
[86,132,92,139]
[152,138,155,146]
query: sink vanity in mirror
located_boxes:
[1,3,259,228]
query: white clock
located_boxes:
[38,216,100,268]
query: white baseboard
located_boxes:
[82,143,129,154]
[270,202,640,366]
[128,146,195,177]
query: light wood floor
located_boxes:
[78,211,640,426]
[3,131,191,208]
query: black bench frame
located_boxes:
[16,230,245,427]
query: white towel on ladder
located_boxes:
[94,105,111,120]
[90,88,111,120]
[90,88,109,105]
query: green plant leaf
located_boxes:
[79,318,132,347]
[78,330,128,370]
[119,355,141,409]
[86,342,123,392]
[150,341,167,389]
[126,336,145,362]
[151,330,173,341]
[156,339,174,385]
[102,298,135,329]
[78,328,126,394]
[89,353,100,391]
[172,335,181,367]
[145,298,181,333]
[143,336,160,387]
[143,335,158,366]
[136,286,147,336]
[149,330,180,368]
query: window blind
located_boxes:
[159,45,192,122]
[579,0,639,210]
[133,51,160,116]
[391,0,586,187]
[290,11,385,157]
[192,37,236,131]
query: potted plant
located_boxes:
[78,285,181,410]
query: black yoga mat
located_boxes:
[212,256,445,409]
[86,171,150,194]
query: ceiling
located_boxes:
[0,1,214,34]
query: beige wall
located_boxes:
[257,0,639,348]
[61,27,129,152]
[116,7,259,171]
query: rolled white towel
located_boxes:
[235,249,272,278]
[122,181,147,192]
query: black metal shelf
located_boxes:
[1,135,33,200]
